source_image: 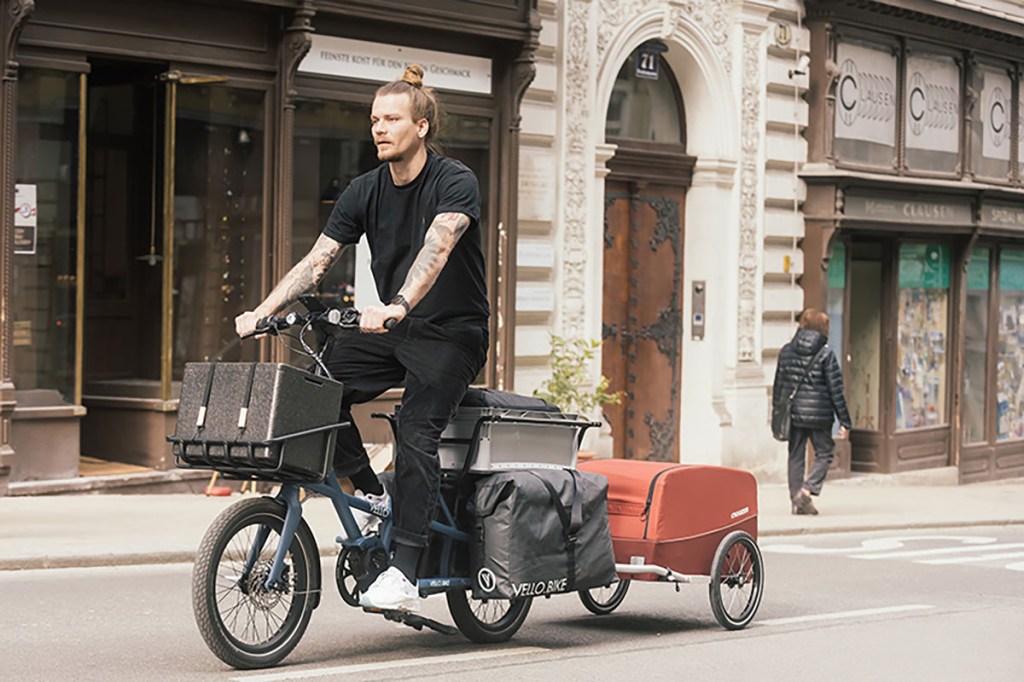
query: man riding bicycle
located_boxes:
[235,64,487,614]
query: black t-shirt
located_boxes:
[323,154,488,327]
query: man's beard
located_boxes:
[377,146,404,163]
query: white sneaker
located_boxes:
[359,566,421,613]
[351,490,389,535]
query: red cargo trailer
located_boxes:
[577,459,764,630]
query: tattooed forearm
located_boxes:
[256,234,343,316]
[397,212,470,308]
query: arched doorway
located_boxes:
[602,49,695,462]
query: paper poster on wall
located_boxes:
[982,69,1012,161]
[904,54,960,154]
[835,41,898,146]
[13,183,37,255]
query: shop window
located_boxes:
[833,38,898,169]
[997,249,1024,440]
[172,85,265,377]
[963,248,989,444]
[848,242,882,430]
[14,69,81,403]
[827,241,847,435]
[605,51,683,143]
[896,244,950,430]
[970,63,1013,183]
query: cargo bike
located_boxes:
[168,297,604,670]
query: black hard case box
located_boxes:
[171,362,344,482]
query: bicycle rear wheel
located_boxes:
[447,588,532,644]
[192,497,318,669]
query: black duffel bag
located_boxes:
[471,469,617,599]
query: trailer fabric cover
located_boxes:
[472,469,617,599]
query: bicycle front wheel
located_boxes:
[192,497,318,670]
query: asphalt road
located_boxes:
[2,525,1022,681]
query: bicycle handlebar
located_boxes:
[244,306,398,340]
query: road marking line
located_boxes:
[852,543,1024,561]
[759,605,934,626]
[232,647,548,681]
[918,551,1024,566]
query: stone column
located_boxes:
[495,16,539,390]
[0,0,35,494]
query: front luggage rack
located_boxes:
[168,421,349,483]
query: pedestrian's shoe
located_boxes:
[359,566,421,613]
[792,491,819,516]
[352,490,390,535]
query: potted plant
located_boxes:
[533,335,624,460]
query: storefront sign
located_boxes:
[299,35,492,95]
[844,194,971,226]
[14,183,37,255]
[981,68,1012,161]
[904,54,960,154]
[835,41,897,146]
[981,203,1024,231]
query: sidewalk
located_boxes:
[1,475,1022,570]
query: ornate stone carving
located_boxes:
[561,0,593,337]
[596,0,640,60]
[280,1,314,112]
[736,28,763,364]
[672,0,729,50]
[4,0,34,77]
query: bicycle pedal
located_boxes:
[370,608,458,636]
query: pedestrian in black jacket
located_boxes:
[772,309,852,515]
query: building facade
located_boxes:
[801,0,1024,482]
[512,0,809,479]
[0,0,540,492]
[9,0,1020,492]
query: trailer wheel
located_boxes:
[579,580,630,615]
[709,531,763,630]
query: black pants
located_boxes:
[787,426,834,500]
[325,317,487,549]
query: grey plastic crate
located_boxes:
[171,362,344,482]
[438,407,583,473]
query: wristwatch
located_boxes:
[390,294,411,315]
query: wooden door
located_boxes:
[602,145,692,461]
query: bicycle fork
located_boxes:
[237,486,304,591]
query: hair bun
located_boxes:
[401,64,425,88]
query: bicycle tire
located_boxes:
[447,587,532,644]
[192,497,318,669]
[578,579,630,615]
[709,530,764,630]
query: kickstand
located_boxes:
[364,607,459,636]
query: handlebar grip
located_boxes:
[254,316,278,336]
[383,317,399,331]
